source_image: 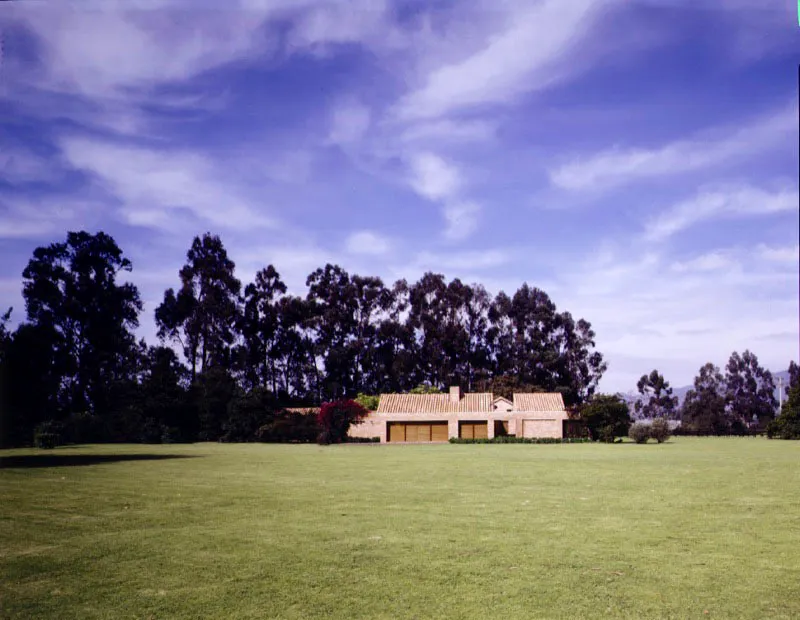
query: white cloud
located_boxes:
[443,202,481,242]
[394,0,615,120]
[9,2,279,99]
[286,0,403,56]
[408,152,461,201]
[756,243,800,264]
[60,137,278,232]
[399,119,496,145]
[644,185,796,242]
[670,251,737,273]
[0,196,100,240]
[551,243,799,392]
[549,105,795,191]
[0,148,64,185]
[345,231,391,256]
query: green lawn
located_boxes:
[1,439,799,619]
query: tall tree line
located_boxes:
[0,230,607,445]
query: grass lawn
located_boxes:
[1,439,799,619]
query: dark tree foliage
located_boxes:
[271,295,317,401]
[635,370,679,420]
[1,322,65,446]
[724,350,777,429]
[222,386,279,443]
[317,399,368,444]
[0,308,11,444]
[155,233,241,381]
[474,374,539,401]
[20,231,142,418]
[409,383,443,394]
[362,280,418,393]
[256,411,318,443]
[787,361,799,394]
[486,284,606,406]
[0,307,11,357]
[681,363,729,435]
[579,394,631,442]
[237,266,288,393]
[768,382,800,440]
[306,265,395,400]
[193,366,238,441]
[137,346,192,440]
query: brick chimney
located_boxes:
[449,386,460,403]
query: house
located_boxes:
[347,386,569,443]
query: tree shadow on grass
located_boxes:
[0,453,200,469]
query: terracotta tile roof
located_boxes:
[376,391,566,414]
[377,393,493,413]
[513,393,565,412]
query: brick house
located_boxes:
[348,386,569,443]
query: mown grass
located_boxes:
[1,438,799,619]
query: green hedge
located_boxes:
[449,437,592,444]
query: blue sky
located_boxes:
[1,0,798,393]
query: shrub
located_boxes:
[649,417,671,443]
[33,420,63,449]
[448,437,591,444]
[769,383,800,440]
[579,394,632,442]
[354,393,380,411]
[628,423,650,444]
[317,399,368,445]
[160,426,181,444]
[62,411,107,444]
[257,412,318,443]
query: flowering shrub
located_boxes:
[317,399,368,444]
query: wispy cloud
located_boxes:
[643,184,796,242]
[549,105,794,192]
[7,2,278,99]
[0,195,100,240]
[327,98,372,146]
[405,153,484,242]
[0,148,65,186]
[756,243,800,264]
[443,202,481,242]
[670,251,737,273]
[399,119,496,145]
[60,137,278,232]
[394,0,616,120]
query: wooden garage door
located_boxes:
[459,421,488,439]
[522,419,555,438]
[431,422,449,442]
[388,422,406,442]
[387,422,448,442]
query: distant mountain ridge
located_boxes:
[618,370,791,415]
